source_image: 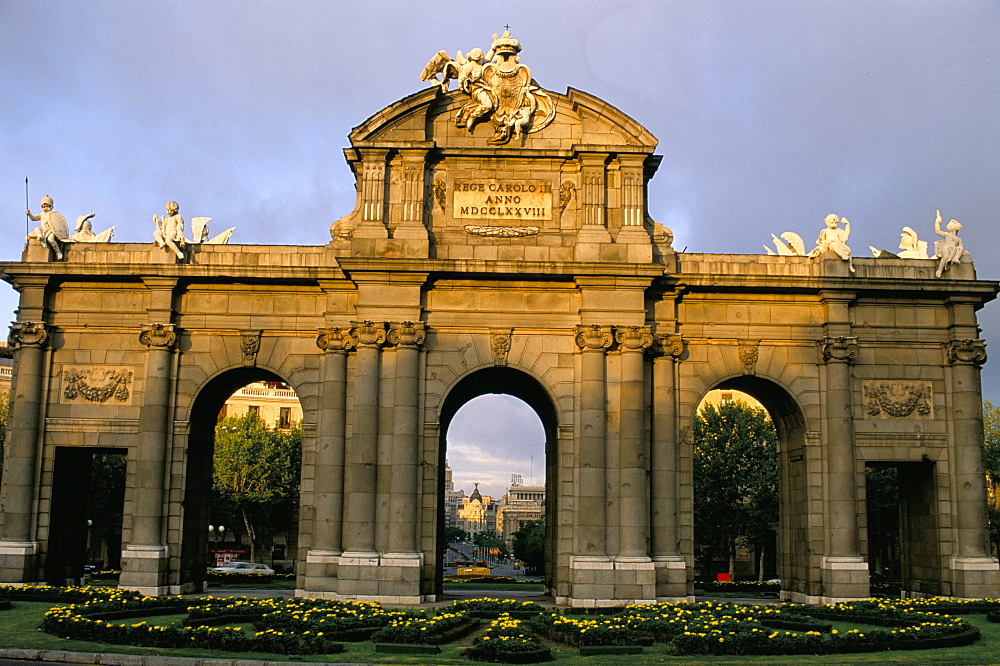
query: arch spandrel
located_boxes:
[421,332,575,428]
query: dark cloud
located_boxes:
[2,2,998,463]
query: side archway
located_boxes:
[690,375,812,598]
[177,366,301,590]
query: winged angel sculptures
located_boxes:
[420,30,556,145]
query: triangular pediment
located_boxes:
[349,87,657,152]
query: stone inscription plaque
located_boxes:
[453,179,553,221]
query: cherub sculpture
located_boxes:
[808,213,854,272]
[25,194,69,259]
[420,30,555,145]
[933,210,965,278]
[153,201,187,260]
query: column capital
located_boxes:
[349,320,388,348]
[616,325,653,352]
[388,321,427,348]
[819,335,859,363]
[575,324,613,351]
[945,338,987,366]
[656,333,685,359]
[316,327,355,353]
[139,323,177,350]
[8,321,48,349]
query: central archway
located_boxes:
[435,367,558,596]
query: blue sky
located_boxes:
[2,1,999,497]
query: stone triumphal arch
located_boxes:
[2,32,998,605]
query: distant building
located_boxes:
[457,483,496,536]
[443,462,466,531]
[0,342,12,394]
[220,381,302,430]
[496,475,545,547]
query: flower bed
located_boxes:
[257,598,408,639]
[41,598,342,655]
[374,611,478,645]
[465,613,551,663]
[18,585,994,659]
[450,598,544,618]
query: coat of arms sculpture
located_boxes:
[421,30,556,145]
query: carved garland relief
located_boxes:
[862,381,933,419]
[62,366,134,404]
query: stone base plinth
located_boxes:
[819,556,870,602]
[565,555,656,607]
[653,555,691,601]
[330,551,425,604]
[119,545,169,596]
[0,541,39,584]
[299,549,342,595]
[949,557,1000,598]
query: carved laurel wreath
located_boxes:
[863,383,931,418]
[63,368,133,403]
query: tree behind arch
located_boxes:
[213,413,301,562]
[693,400,778,579]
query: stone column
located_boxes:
[120,322,176,595]
[341,321,385,557]
[378,322,426,601]
[818,333,868,599]
[651,333,686,599]
[304,327,352,594]
[944,332,999,596]
[385,321,425,555]
[574,325,613,558]
[615,325,653,559]
[0,317,49,582]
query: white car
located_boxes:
[209,561,275,574]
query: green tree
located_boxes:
[984,400,1000,557]
[0,389,9,477]
[511,520,545,575]
[213,413,301,562]
[444,526,468,544]
[693,400,778,580]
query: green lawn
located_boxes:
[2,600,998,665]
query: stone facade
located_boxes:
[1,75,998,606]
